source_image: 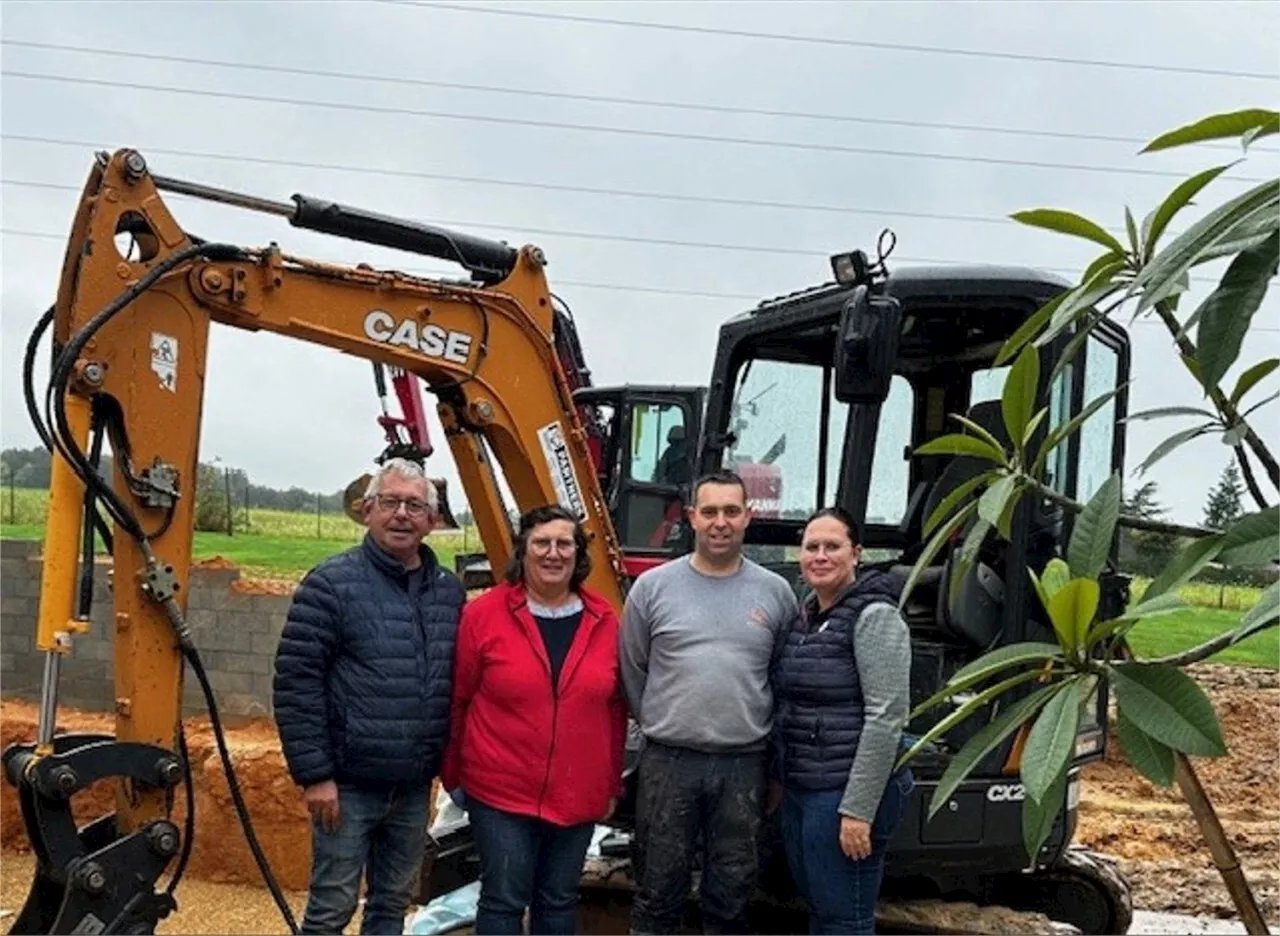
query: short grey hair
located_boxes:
[362,458,439,510]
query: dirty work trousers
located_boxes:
[629,740,767,935]
[301,782,429,935]
[466,796,597,935]
[779,767,914,935]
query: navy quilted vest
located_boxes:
[772,569,902,790]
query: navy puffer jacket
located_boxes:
[272,533,465,792]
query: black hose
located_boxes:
[23,304,55,451]
[182,641,299,933]
[166,721,195,898]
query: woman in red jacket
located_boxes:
[441,504,627,935]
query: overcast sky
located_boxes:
[2,0,1277,526]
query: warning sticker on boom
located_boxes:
[150,332,178,393]
[536,421,586,520]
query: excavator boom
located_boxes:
[5,148,627,935]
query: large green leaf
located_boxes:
[1140,164,1235,261]
[898,501,977,609]
[927,682,1068,820]
[1002,345,1040,454]
[978,474,1020,531]
[923,471,994,539]
[1124,207,1140,256]
[914,433,1009,466]
[1231,358,1280,406]
[910,642,1064,718]
[1124,405,1217,422]
[1068,472,1121,580]
[1047,578,1100,656]
[1141,108,1280,153]
[1217,506,1280,567]
[1010,209,1126,256]
[1141,533,1225,601]
[1040,558,1071,600]
[1037,280,1125,351]
[997,293,1063,366]
[1111,592,1189,623]
[900,667,1048,767]
[951,414,1009,459]
[1133,180,1280,315]
[1020,677,1082,803]
[1112,662,1227,757]
[1116,709,1175,787]
[1195,230,1280,390]
[1193,212,1280,267]
[1137,423,1219,475]
[1033,386,1125,477]
[1231,581,1279,646]
[1022,763,1069,861]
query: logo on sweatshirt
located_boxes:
[748,607,771,628]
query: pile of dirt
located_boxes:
[1076,663,1280,922]
[0,700,315,891]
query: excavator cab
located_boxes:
[693,250,1133,934]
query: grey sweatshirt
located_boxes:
[839,602,913,822]
[619,555,799,752]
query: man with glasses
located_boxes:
[273,457,465,935]
[620,469,798,935]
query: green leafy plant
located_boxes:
[896,106,1279,934]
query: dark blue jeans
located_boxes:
[301,782,430,935]
[780,768,914,935]
[467,796,597,935]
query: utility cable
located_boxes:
[4,38,1269,152]
[5,228,1273,332]
[2,72,1267,183]
[0,147,1131,234]
[377,0,1280,81]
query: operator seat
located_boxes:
[897,401,1012,650]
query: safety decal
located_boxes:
[536,421,586,520]
[150,332,178,392]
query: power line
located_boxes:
[6,227,1275,333]
[6,39,1265,154]
[3,72,1266,184]
[0,138,1125,234]
[380,0,1280,81]
[0,218,1255,315]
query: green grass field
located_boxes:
[3,487,1275,668]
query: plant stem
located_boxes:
[1150,300,1280,490]
[1146,620,1278,667]
[1235,445,1272,511]
[1115,638,1269,933]
[1029,480,1213,539]
[1172,752,1270,935]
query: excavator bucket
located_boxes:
[343,473,459,530]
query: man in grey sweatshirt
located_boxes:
[620,469,798,935]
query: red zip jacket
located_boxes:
[440,581,627,827]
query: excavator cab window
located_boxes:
[572,385,705,560]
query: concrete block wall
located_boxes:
[0,539,298,717]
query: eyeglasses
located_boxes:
[373,495,430,517]
[528,537,576,555]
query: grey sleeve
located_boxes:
[840,603,913,822]
[618,576,653,718]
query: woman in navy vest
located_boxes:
[771,507,915,934]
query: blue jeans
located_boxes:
[301,783,430,935]
[466,797,597,935]
[780,768,914,935]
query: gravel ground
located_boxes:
[1,851,318,935]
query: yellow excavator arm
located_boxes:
[6,148,626,935]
